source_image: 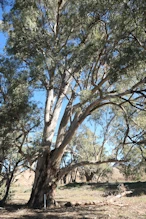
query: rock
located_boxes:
[64,202,73,207]
[74,202,80,206]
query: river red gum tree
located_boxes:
[3,0,146,208]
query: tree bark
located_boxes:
[0,177,12,206]
[0,161,19,206]
[28,150,59,208]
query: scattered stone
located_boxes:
[64,202,73,207]
[74,202,81,206]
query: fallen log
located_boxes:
[106,190,133,204]
[64,190,133,208]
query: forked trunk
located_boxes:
[28,151,59,208]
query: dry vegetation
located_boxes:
[0,171,146,219]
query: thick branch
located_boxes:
[44,74,73,145]
[58,158,127,180]
[56,89,75,147]
[54,0,63,36]
[128,135,146,146]
[51,76,145,165]
[51,110,81,166]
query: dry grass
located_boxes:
[0,181,146,219]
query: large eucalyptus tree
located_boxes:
[2,0,146,207]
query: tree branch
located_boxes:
[55,88,76,147]
[58,158,127,180]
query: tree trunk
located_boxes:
[0,177,12,206]
[85,171,94,182]
[28,150,59,208]
[63,173,68,184]
[0,161,19,206]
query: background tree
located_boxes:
[91,103,146,181]
[1,0,146,208]
[117,109,146,181]
[0,57,28,170]
[67,125,112,182]
[0,56,42,205]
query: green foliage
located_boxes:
[0,56,41,150]
[118,144,146,181]
[0,57,30,125]
[0,55,42,203]
[2,0,146,85]
[68,125,112,181]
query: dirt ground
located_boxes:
[0,182,146,219]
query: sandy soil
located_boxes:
[0,182,146,219]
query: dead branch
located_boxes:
[106,191,133,204]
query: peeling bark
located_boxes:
[28,150,60,208]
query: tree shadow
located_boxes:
[3,203,27,212]
[97,181,146,197]
[21,215,61,219]
[124,181,146,197]
[0,205,110,219]
[62,181,146,197]
[61,182,108,189]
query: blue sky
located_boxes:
[0,8,6,53]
